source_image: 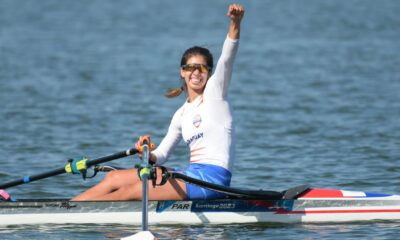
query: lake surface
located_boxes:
[1,0,400,239]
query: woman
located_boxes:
[72,4,244,201]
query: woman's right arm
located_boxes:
[150,108,182,165]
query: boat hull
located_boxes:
[2,189,400,225]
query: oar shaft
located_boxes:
[170,172,284,200]
[0,148,138,189]
[85,148,138,167]
[0,168,66,189]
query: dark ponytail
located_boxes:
[165,86,185,98]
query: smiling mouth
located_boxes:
[190,77,203,84]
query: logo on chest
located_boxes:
[186,132,204,145]
[193,114,202,128]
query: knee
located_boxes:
[104,170,119,182]
[102,170,127,188]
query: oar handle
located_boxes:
[0,148,138,189]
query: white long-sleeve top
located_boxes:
[152,36,239,172]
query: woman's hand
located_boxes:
[227,4,245,23]
[227,4,245,40]
[134,135,155,160]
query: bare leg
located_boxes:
[84,178,186,201]
[71,168,187,201]
[71,169,138,201]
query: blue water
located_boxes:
[1,0,400,239]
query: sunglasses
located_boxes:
[181,64,212,74]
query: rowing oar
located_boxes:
[0,148,138,190]
[167,170,309,200]
[122,141,158,240]
[169,171,284,200]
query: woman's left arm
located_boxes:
[204,4,245,99]
[227,4,245,40]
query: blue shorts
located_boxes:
[180,163,231,200]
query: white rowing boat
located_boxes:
[1,149,400,233]
[2,187,400,226]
